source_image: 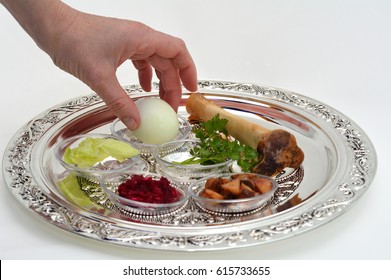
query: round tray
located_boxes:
[2,80,377,251]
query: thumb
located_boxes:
[92,76,140,130]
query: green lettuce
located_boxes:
[63,137,139,168]
[57,173,92,208]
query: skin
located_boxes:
[0,0,198,130]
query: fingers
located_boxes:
[132,60,152,92]
[131,28,197,108]
[90,22,197,123]
[151,33,198,92]
[92,73,140,130]
[178,60,198,93]
[149,56,182,111]
[171,47,198,93]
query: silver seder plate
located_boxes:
[2,80,377,251]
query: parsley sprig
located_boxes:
[179,114,259,172]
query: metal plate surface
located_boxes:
[2,80,377,251]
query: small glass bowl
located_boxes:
[54,133,144,179]
[153,139,234,183]
[100,171,189,215]
[110,115,192,155]
[189,173,277,214]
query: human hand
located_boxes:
[1,0,197,130]
[49,3,197,130]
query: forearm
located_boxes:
[0,0,77,54]
[1,0,198,130]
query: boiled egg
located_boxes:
[133,97,179,144]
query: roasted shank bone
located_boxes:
[186,93,304,176]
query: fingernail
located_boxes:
[123,117,138,130]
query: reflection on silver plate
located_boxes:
[2,80,377,251]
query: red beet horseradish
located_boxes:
[117,175,181,204]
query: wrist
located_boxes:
[1,0,78,54]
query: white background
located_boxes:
[1,0,390,259]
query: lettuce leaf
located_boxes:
[57,173,92,207]
[63,137,139,168]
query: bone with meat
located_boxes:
[186,93,304,176]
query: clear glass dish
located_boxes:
[189,173,277,214]
[100,171,189,215]
[110,115,192,155]
[153,139,234,182]
[54,133,142,179]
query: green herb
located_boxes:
[179,114,259,172]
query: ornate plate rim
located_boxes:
[2,80,377,251]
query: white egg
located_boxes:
[133,97,179,144]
